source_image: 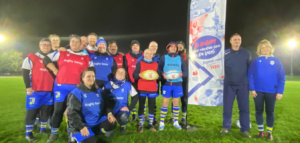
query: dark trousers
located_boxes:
[223,84,250,132]
[138,96,155,115]
[96,80,106,89]
[51,101,66,128]
[254,91,276,127]
[181,77,188,113]
[26,105,52,124]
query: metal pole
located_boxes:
[291,49,293,79]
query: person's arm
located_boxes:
[43,51,60,75]
[247,51,252,69]
[128,84,138,111]
[133,61,141,80]
[276,59,286,94]
[248,60,256,91]
[156,65,161,81]
[123,55,128,71]
[21,57,32,89]
[181,57,188,77]
[101,89,115,114]
[67,93,85,131]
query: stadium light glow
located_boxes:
[287,39,297,49]
[0,35,5,43]
[190,52,196,59]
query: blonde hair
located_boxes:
[256,39,274,55]
[48,34,60,41]
[144,49,152,54]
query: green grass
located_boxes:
[0,76,300,143]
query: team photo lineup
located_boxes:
[21,32,285,143]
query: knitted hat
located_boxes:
[166,41,178,53]
[176,41,185,48]
[130,40,140,48]
[96,37,107,47]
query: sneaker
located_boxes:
[168,118,174,124]
[130,116,136,123]
[104,130,114,137]
[47,134,59,143]
[40,129,48,135]
[180,119,187,129]
[149,125,156,132]
[220,128,229,135]
[152,120,159,126]
[68,133,75,143]
[173,122,182,130]
[137,125,143,133]
[159,123,165,130]
[266,132,273,141]
[34,118,40,125]
[25,133,37,142]
[242,131,251,139]
[120,126,126,135]
[256,131,264,138]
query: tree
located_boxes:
[0,49,23,73]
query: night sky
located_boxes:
[1,0,300,73]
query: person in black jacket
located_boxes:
[67,68,116,143]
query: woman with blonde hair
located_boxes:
[248,39,285,140]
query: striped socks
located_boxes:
[40,121,47,132]
[51,127,59,134]
[26,124,34,136]
[144,104,147,115]
[258,124,264,132]
[148,113,154,126]
[160,106,168,124]
[267,126,273,133]
[138,115,144,126]
[100,128,106,133]
[173,106,180,123]
[182,112,187,120]
[132,107,137,118]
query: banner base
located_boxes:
[181,123,201,132]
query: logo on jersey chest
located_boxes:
[83,94,87,98]
[270,61,275,65]
[122,88,124,92]
[39,60,43,63]
[67,54,70,56]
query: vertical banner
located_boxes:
[188,0,226,106]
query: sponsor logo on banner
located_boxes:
[192,70,198,81]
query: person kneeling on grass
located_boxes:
[67,68,116,143]
[103,67,139,134]
[134,49,161,133]
[248,39,285,141]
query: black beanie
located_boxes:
[176,41,185,48]
[130,40,140,48]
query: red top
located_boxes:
[180,53,187,64]
[56,51,90,85]
[28,53,54,91]
[112,54,123,68]
[137,61,158,92]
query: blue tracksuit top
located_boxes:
[137,53,160,63]
[224,47,251,85]
[248,56,285,94]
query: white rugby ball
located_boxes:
[165,70,180,80]
[142,70,159,80]
[236,120,252,128]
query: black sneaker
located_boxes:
[180,119,187,129]
[137,125,143,133]
[25,133,37,142]
[220,128,229,135]
[256,131,264,138]
[47,134,59,143]
[242,131,251,139]
[266,132,273,141]
[152,120,159,126]
[130,116,136,123]
[120,126,126,135]
[168,118,174,124]
[40,129,48,135]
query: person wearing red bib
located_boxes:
[124,40,144,121]
[43,35,94,142]
[133,49,160,133]
[22,38,54,142]
[108,40,124,68]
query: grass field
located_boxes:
[0,77,300,143]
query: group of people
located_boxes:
[21,32,285,143]
[22,33,188,143]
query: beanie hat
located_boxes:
[166,41,178,53]
[96,37,107,47]
[176,41,185,48]
[130,40,140,48]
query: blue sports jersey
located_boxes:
[91,54,114,81]
[163,55,182,82]
[103,81,133,114]
[70,88,107,128]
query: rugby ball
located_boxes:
[165,70,180,80]
[236,120,252,128]
[141,70,159,80]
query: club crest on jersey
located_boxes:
[106,58,108,60]
[96,94,100,97]
[122,88,124,92]
[119,58,121,60]
[81,57,84,60]
[259,60,261,62]
[132,59,134,61]
[39,60,43,63]
[163,90,166,94]
[67,54,70,56]
[94,57,97,59]
[270,61,275,65]
[83,94,87,98]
